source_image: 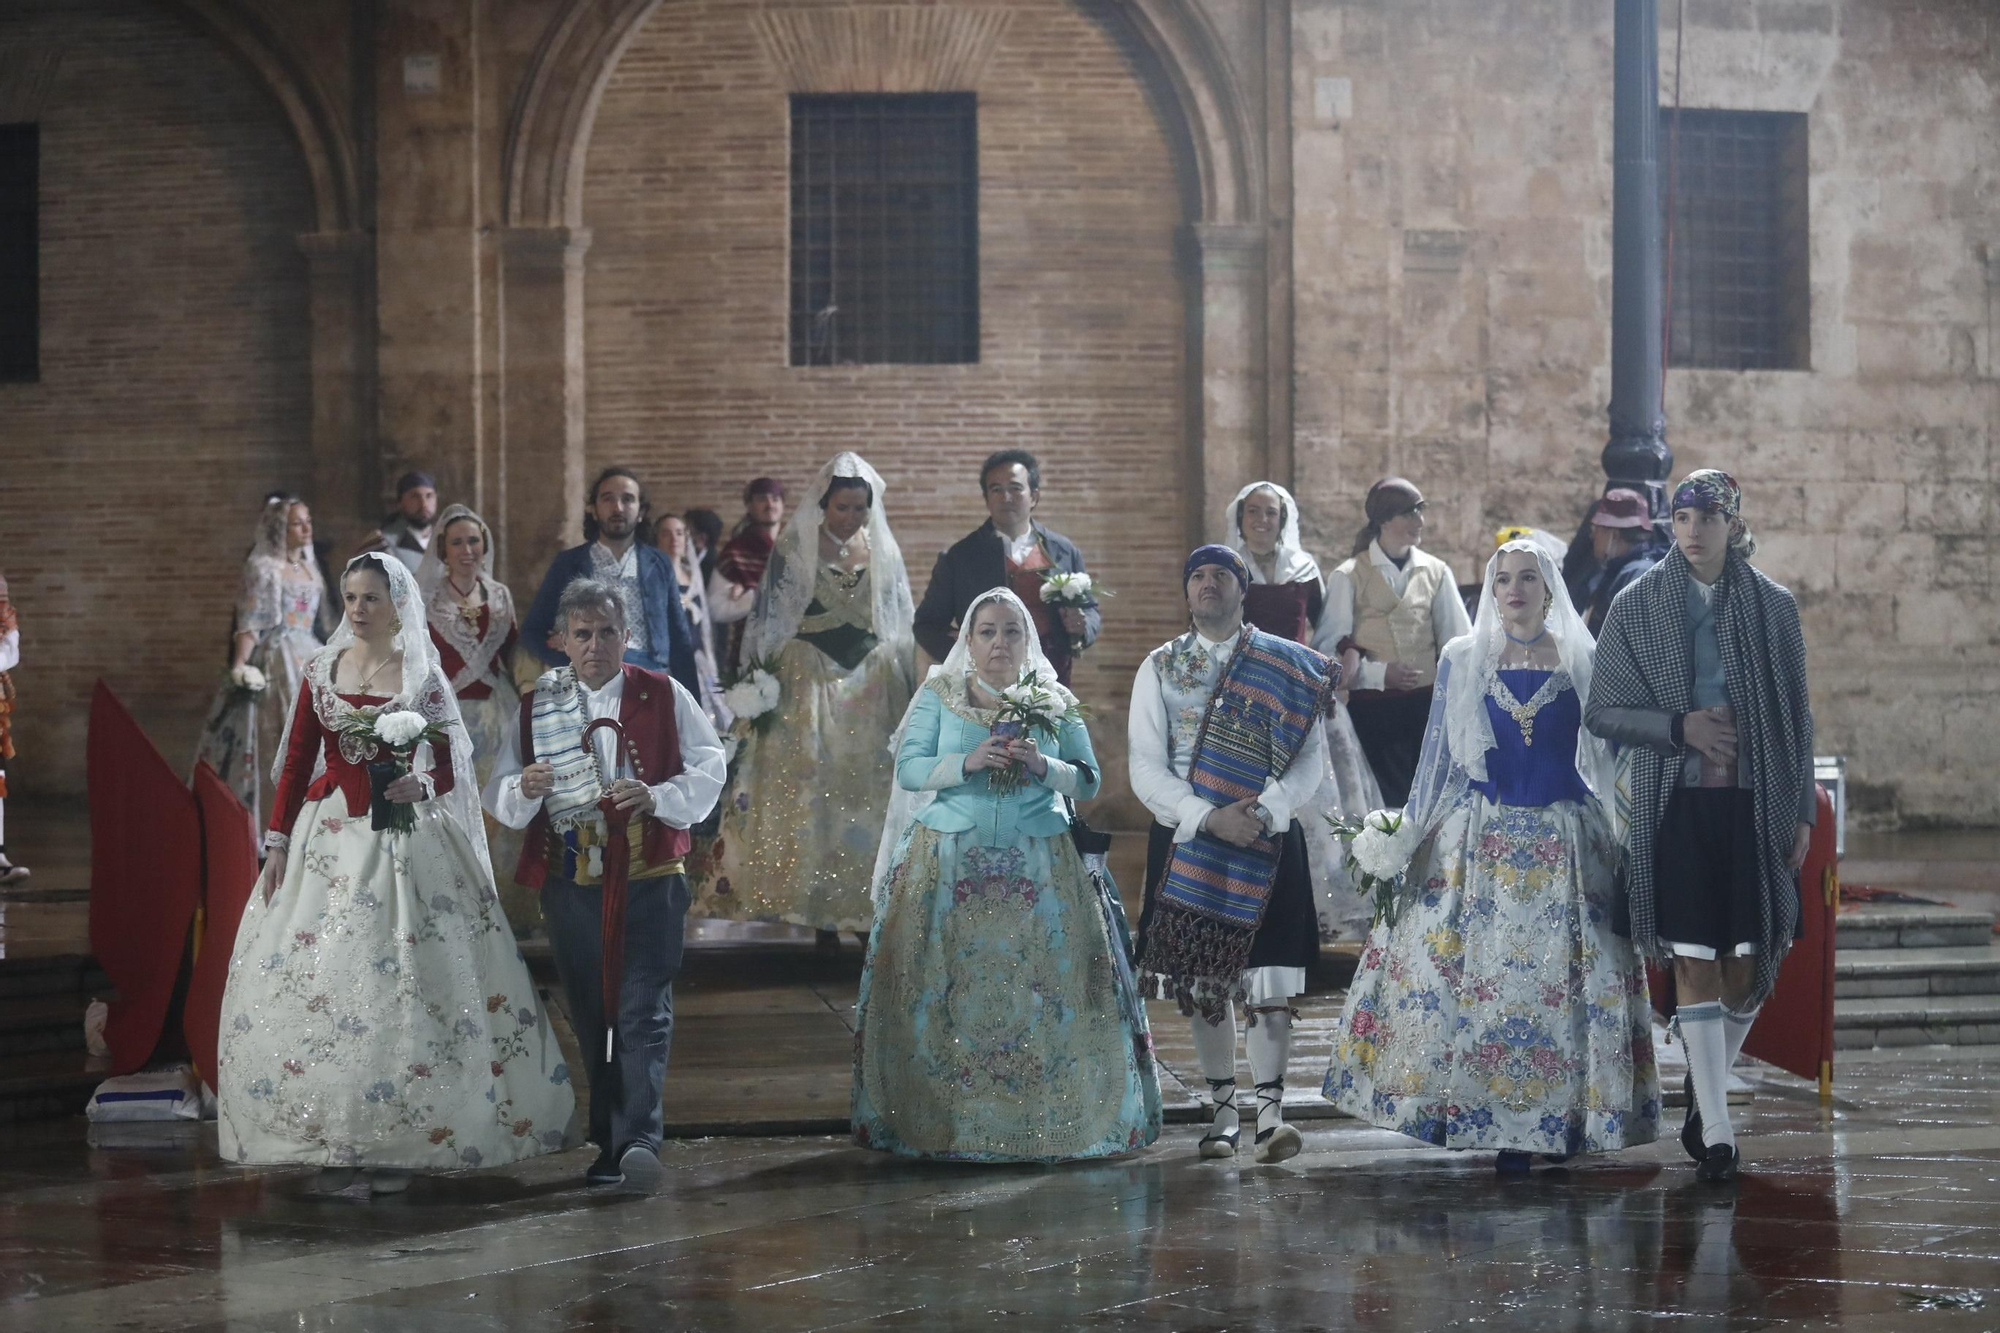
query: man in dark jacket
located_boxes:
[912,450,1100,685]
[521,466,700,696]
[1584,487,1667,636]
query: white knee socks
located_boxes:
[1190,1004,1239,1137]
[1245,1006,1294,1135]
[1679,1001,1733,1149]
[1721,1001,1761,1071]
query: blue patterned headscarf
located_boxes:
[1671,468,1741,518]
[1184,544,1249,589]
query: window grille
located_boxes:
[0,123,38,383]
[1662,108,1810,371]
[789,93,979,366]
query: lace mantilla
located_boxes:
[426,575,516,694]
[307,651,457,766]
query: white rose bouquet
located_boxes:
[1037,570,1112,609]
[229,663,268,695]
[338,707,455,834]
[1325,809,1414,927]
[988,670,1084,795]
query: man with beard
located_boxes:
[521,467,700,696]
[360,471,440,574]
[911,450,1099,686]
[707,477,785,675]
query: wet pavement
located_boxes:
[3,1045,1996,1331]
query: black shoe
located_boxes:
[1696,1142,1739,1184]
[584,1148,623,1186]
[1680,1072,1705,1164]
[1495,1150,1532,1174]
[617,1142,665,1193]
[1197,1077,1239,1160]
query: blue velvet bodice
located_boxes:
[1468,670,1595,808]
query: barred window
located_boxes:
[0,123,38,383]
[789,93,979,367]
[1662,108,1810,371]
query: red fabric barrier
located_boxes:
[184,761,258,1089]
[87,681,203,1074]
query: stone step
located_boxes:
[0,996,88,1057]
[1831,994,2000,1049]
[1835,905,1995,950]
[1834,945,2000,999]
[0,1050,104,1125]
[0,951,112,1002]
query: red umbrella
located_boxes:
[581,717,644,1062]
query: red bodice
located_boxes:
[1244,581,1322,645]
[269,683,456,835]
[430,606,518,700]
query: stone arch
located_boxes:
[501,0,1258,231]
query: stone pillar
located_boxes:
[497,225,589,595]
[297,229,375,556]
[1604,0,1673,512]
[1189,221,1269,543]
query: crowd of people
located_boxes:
[179,449,1811,1195]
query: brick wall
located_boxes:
[0,0,314,796]
[1291,0,1999,827]
[581,0,1192,819]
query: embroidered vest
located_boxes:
[1346,551,1449,688]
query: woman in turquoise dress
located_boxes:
[1323,540,1659,1170]
[853,588,1161,1162]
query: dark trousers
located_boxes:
[541,872,689,1154]
[1346,688,1434,807]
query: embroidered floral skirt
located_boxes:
[1322,796,1660,1155]
[458,690,536,940]
[852,824,1162,1162]
[192,625,318,831]
[217,797,575,1169]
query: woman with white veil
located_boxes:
[693,452,915,937]
[1322,540,1658,1170]
[853,587,1160,1161]
[1225,481,1385,941]
[216,553,574,1196]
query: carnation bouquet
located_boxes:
[1324,809,1413,928]
[338,707,455,834]
[987,669,1085,795]
[229,663,268,696]
[720,658,782,736]
[1037,570,1112,609]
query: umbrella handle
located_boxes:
[581,717,647,784]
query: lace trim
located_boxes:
[1485,668,1571,748]
[308,652,458,766]
[425,575,515,694]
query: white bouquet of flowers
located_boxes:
[1325,809,1414,927]
[374,709,431,747]
[337,706,454,834]
[1037,570,1111,608]
[229,663,268,695]
[721,665,781,729]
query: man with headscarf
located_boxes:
[359,470,440,574]
[1587,469,1816,1185]
[1314,477,1471,806]
[520,466,700,698]
[1131,544,1337,1165]
[912,449,1099,687]
[707,477,786,675]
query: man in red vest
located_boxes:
[484,577,726,1191]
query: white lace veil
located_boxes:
[1395,538,1615,861]
[743,452,914,668]
[273,553,495,887]
[1224,480,1322,588]
[869,587,1070,899]
[413,504,518,693]
[413,503,495,598]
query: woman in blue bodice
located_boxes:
[852,588,1161,1162]
[1324,541,1659,1169]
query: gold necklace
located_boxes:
[1488,671,1559,746]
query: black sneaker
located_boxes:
[1680,1072,1705,1163]
[617,1142,665,1193]
[1696,1142,1739,1184]
[584,1148,623,1186]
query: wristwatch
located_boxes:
[1249,801,1273,835]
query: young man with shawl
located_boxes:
[483,577,727,1191]
[852,588,1160,1161]
[1322,541,1659,1171]
[707,476,787,676]
[1228,480,1385,942]
[1131,545,1337,1165]
[1586,470,1815,1184]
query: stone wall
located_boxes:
[1289,0,1999,827]
[0,0,314,795]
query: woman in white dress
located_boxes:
[217,553,574,1195]
[1224,481,1385,941]
[194,496,332,827]
[692,453,916,937]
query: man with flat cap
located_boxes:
[1131,544,1337,1166]
[1313,476,1470,805]
[1583,487,1666,636]
[361,470,440,574]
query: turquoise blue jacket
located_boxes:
[895,682,1100,847]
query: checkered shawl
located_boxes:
[1589,548,1814,1004]
[1139,628,1336,1019]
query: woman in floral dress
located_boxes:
[194,496,333,827]
[692,453,915,937]
[217,553,573,1195]
[853,588,1160,1161]
[1323,540,1658,1169]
